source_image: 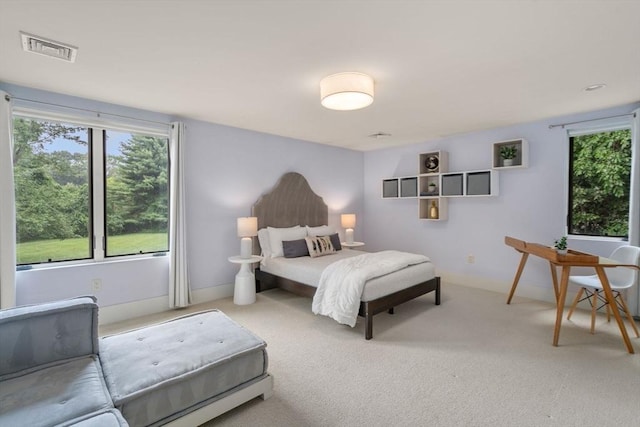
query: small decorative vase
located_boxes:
[556,249,567,255]
[430,201,439,219]
[503,158,514,167]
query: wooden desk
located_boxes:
[505,236,638,354]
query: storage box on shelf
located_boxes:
[492,138,528,169]
[441,169,499,197]
[382,176,419,198]
[382,178,399,198]
[400,176,418,198]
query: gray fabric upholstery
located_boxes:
[0,356,114,427]
[327,233,342,251]
[0,298,270,427]
[252,172,328,254]
[61,409,129,427]
[283,238,310,258]
[100,310,268,427]
[0,296,98,380]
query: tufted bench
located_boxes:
[0,297,272,427]
[99,309,271,427]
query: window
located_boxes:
[13,113,169,265]
[568,127,632,238]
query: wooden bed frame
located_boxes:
[252,172,441,340]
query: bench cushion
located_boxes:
[0,356,114,427]
[99,310,268,426]
[0,296,98,379]
[61,409,129,427]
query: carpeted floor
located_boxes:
[100,283,640,427]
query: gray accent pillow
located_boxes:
[283,239,310,258]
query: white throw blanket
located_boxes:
[312,250,430,327]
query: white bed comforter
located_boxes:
[311,250,430,327]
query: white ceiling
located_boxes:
[1,1,639,151]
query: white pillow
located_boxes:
[257,228,272,258]
[306,225,335,237]
[267,226,307,258]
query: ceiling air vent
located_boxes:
[20,32,78,63]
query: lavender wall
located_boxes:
[2,83,363,311]
[3,81,638,318]
[363,102,640,307]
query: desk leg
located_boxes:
[553,266,571,347]
[595,267,634,354]
[548,262,559,302]
[506,252,529,304]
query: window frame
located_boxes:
[12,107,171,268]
[566,120,634,240]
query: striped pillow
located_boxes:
[304,235,336,258]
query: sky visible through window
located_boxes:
[46,130,129,155]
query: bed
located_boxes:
[252,172,441,340]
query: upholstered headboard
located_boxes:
[252,172,328,253]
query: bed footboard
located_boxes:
[359,276,440,340]
[256,269,441,340]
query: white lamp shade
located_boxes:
[320,72,374,111]
[237,217,258,237]
[341,214,356,229]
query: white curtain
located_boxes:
[169,122,191,308]
[628,108,640,316]
[0,92,16,308]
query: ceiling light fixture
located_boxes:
[583,83,606,92]
[320,72,374,111]
[368,132,391,138]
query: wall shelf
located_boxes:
[383,142,515,220]
[492,138,528,169]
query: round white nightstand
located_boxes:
[341,241,365,248]
[228,255,263,305]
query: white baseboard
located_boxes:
[441,270,639,317]
[440,270,561,305]
[98,284,234,325]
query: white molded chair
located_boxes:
[566,245,640,337]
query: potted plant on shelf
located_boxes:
[553,236,568,255]
[428,182,437,194]
[499,145,518,167]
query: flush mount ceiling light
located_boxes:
[583,83,606,92]
[320,72,374,111]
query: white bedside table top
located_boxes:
[341,242,365,248]
[228,255,263,264]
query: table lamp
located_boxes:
[341,214,356,244]
[237,217,258,258]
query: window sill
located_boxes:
[568,235,627,243]
[16,252,168,272]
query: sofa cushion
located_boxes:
[61,409,129,427]
[100,310,268,427]
[0,296,99,379]
[0,356,114,427]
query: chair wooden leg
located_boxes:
[605,300,612,322]
[590,290,598,334]
[567,288,584,320]
[617,293,640,338]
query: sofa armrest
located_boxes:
[0,296,99,379]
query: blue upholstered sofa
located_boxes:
[0,296,273,426]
